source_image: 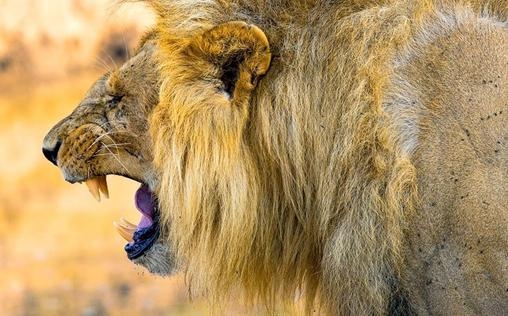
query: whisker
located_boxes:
[104,50,119,70]
[103,142,131,147]
[94,55,113,73]
[98,134,127,150]
[101,142,130,174]
[93,153,121,157]
[92,145,129,157]
[85,123,139,153]
[93,59,108,73]
[101,143,131,151]
[90,131,124,147]
[121,31,131,61]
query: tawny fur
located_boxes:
[44,0,508,314]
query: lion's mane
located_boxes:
[138,0,506,314]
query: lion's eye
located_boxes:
[106,95,123,107]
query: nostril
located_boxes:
[42,140,62,166]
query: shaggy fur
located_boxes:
[44,0,507,314]
[144,0,507,314]
[147,2,419,313]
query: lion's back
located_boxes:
[385,4,508,314]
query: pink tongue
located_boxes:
[135,184,154,229]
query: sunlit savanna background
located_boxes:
[0,1,212,314]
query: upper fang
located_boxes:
[84,175,109,201]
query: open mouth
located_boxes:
[84,176,159,260]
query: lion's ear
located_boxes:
[186,21,271,105]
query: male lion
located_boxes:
[43,0,507,314]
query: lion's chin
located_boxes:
[125,190,178,276]
[131,241,178,276]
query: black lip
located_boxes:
[124,207,160,260]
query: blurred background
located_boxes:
[0,1,209,315]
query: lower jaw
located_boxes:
[123,183,161,259]
[125,214,160,260]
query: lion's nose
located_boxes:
[42,140,62,166]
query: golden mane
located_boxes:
[128,0,507,313]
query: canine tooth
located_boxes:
[98,175,109,199]
[85,177,101,202]
[119,217,137,230]
[113,221,134,242]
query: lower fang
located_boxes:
[113,221,134,242]
[119,217,137,230]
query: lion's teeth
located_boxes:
[113,221,134,242]
[98,175,109,199]
[85,177,101,202]
[119,217,137,230]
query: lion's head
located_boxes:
[43,11,280,280]
[42,36,176,275]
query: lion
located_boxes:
[42,0,507,314]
